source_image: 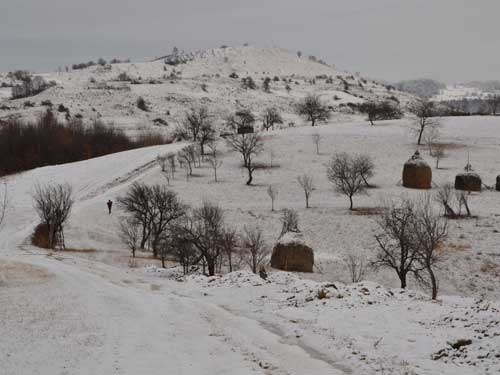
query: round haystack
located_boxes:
[271,232,314,273]
[402,151,432,189]
[455,173,482,192]
[496,176,500,192]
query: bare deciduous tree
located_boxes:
[410,99,440,146]
[177,145,195,177]
[297,174,314,208]
[357,155,375,188]
[373,198,420,289]
[326,153,369,210]
[118,182,154,249]
[119,217,141,258]
[146,186,186,258]
[311,133,322,155]
[0,182,7,229]
[435,183,457,217]
[433,144,445,169]
[226,133,263,185]
[242,226,268,274]
[343,253,367,283]
[32,183,73,249]
[280,208,299,237]
[261,107,283,131]
[183,106,210,142]
[267,184,279,211]
[359,100,402,125]
[296,94,330,127]
[207,141,223,182]
[413,196,448,300]
[176,201,230,276]
[167,153,176,180]
[226,109,256,132]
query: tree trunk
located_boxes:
[349,196,354,210]
[417,126,424,145]
[246,167,253,185]
[429,268,438,300]
[306,195,309,209]
[400,273,407,289]
[207,258,216,276]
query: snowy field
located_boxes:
[1,113,499,374]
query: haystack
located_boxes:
[271,232,314,273]
[402,151,432,189]
[455,173,481,192]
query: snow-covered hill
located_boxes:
[0,46,414,135]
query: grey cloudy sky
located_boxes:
[1,0,498,82]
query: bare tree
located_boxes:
[373,198,420,289]
[423,124,441,156]
[183,106,209,141]
[242,226,268,274]
[433,144,445,169]
[226,133,263,185]
[280,208,299,237]
[176,201,229,276]
[267,184,279,211]
[261,107,283,131]
[326,153,369,210]
[177,145,195,177]
[410,99,440,146]
[359,100,402,125]
[357,155,375,188]
[119,217,141,258]
[221,228,239,273]
[456,190,471,217]
[343,253,367,283]
[435,184,457,217]
[147,186,186,258]
[118,182,154,249]
[32,183,74,249]
[413,196,448,300]
[226,109,256,132]
[207,141,222,182]
[297,174,314,208]
[157,154,168,172]
[167,153,176,180]
[311,133,322,155]
[296,94,330,127]
[0,182,7,229]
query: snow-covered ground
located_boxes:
[1,112,500,374]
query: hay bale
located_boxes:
[271,232,314,273]
[402,151,432,189]
[455,173,481,192]
[496,176,500,192]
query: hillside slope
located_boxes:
[0,46,414,135]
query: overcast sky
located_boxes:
[1,0,498,82]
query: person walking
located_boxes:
[107,200,113,214]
